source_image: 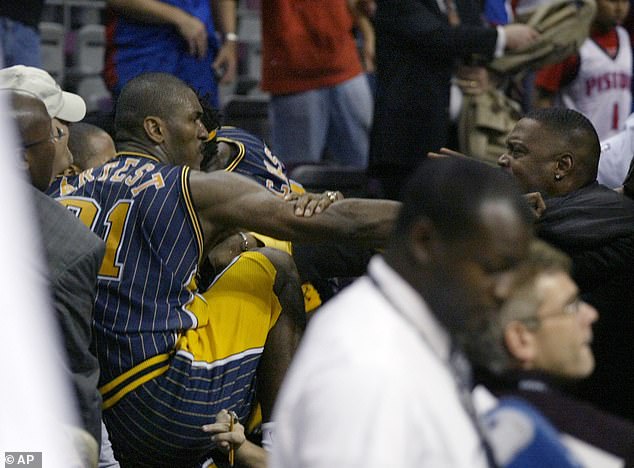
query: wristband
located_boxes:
[225,32,239,42]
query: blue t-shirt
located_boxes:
[104,0,220,105]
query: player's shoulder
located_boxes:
[218,126,263,146]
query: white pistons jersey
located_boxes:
[559,26,632,140]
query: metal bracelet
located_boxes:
[238,232,249,252]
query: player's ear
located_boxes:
[409,218,434,264]
[144,116,165,144]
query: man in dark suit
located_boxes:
[369,0,539,199]
[6,90,106,461]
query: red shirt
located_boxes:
[536,28,620,93]
[260,0,363,94]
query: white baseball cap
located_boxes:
[0,65,86,122]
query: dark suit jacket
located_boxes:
[537,182,634,422]
[31,187,105,445]
[370,0,498,169]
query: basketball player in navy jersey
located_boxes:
[200,118,377,310]
[47,73,399,467]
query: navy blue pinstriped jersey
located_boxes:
[218,126,303,195]
[47,153,203,384]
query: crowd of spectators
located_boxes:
[2,0,634,466]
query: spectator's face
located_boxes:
[498,118,559,194]
[23,116,56,191]
[523,271,598,378]
[162,89,208,170]
[435,199,531,323]
[595,0,630,30]
[50,118,72,179]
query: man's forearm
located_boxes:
[253,197,401,248]
[191,171,401,251]
[235,440,267,468]
[315,198,399,247]
[212,0,237,38]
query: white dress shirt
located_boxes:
[270,256,488,468]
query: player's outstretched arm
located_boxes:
[189,170,400,251]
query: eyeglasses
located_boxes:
[23,126,65,149]
[519,298,582,327]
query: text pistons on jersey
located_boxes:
[586,72,632,96]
